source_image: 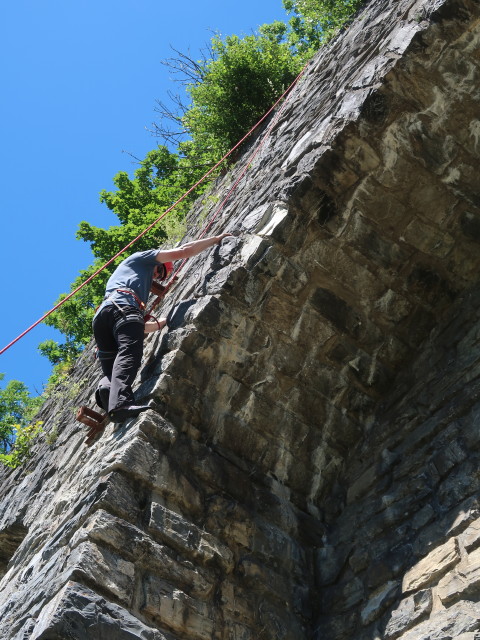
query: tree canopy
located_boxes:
[183,23,302,157]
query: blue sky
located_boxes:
[0,0,288,394]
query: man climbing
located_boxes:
[93,233,231,423]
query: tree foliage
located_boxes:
[182,23,303,157]
[283,0,365,55]
[0,422,44,469]
[77,146,200,263]
[0,373,43,466]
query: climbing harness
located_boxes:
[113,288,146,311]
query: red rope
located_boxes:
[0,63,308,357]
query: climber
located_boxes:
[93,233,232,423]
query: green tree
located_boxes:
[78,146,196,261]
[0,374,43,465]
[0,422,44,469]
[283,0,366,55]
[182,23,302,157]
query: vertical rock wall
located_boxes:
[0,0,479,638]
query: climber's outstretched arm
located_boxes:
[155,233,233,263]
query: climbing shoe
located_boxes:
[109,404,151,423]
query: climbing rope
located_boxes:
[0,62,308,357]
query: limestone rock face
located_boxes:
[1,0,480,638]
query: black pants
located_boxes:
[92,304,145,413]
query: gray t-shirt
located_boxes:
[96,249,160,315]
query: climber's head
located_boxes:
[155,262,173,281]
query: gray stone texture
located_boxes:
[1,0,480,638]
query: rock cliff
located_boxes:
[0,0,479,638]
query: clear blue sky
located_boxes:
[0,0,289,394]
